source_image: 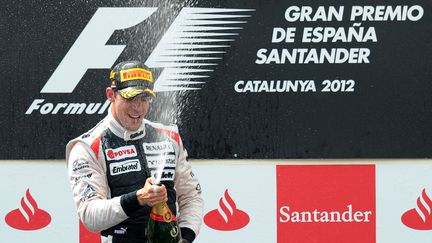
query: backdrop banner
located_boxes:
[3,0,432,159]
[1,161,431,243]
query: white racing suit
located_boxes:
[66,112,203,243]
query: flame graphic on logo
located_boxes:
[5,189,51,230]
[204,189,250,231]
[401,188,432,230]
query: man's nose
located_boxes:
[131,101,141,109]
[130,98,146,110]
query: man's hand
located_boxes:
[136,177,168,207]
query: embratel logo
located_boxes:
[401,188,432,230]
[5,189,51,231]
[204,189,250,231]
[26,7,253,115]
[277,165,376,243]
[109,159,142,176]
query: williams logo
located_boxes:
[401,188,432,230]
[109,160,141,176]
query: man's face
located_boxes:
[107,87,151,131]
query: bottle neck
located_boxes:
[150,202,177,222]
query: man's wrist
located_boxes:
[180,227,196,243]
[120,190,142,216]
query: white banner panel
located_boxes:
[376,162,432,243]
[0,162,79,243]
[194,163,276,243]
[2,160,432,243]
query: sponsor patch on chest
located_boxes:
[109,159,141,176]
[143,141,174,154]
[146,154,176,168]
[150,169,176,181]
[105,145,137,161]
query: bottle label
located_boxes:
[170,225,180,238]
[150,210,177,223]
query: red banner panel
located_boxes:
[277,165,375,243]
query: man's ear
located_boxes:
[106,87,115,102]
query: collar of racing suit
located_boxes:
[107,105,146,141]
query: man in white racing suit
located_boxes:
[66,61,203,243]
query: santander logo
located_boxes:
[5,189,51,230]
[204,189,250,231]
[401,188,432,230]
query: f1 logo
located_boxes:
[41,7,252,94]
[41,8,157,93]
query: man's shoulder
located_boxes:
[71,119,109,145]
[65,119,109,161]
[145,119,181,145]
[145,119,179,132]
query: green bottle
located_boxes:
[147,202,181,243]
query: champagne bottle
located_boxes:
[147,201,181,243]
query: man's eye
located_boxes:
[141,97,152,102]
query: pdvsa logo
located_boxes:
[5,189,51,231]
[401,188,432,230]
[105,145,137,161]
[204,189,250,231]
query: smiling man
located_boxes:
[107,62,155,131]
[66,61,203,243]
